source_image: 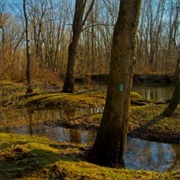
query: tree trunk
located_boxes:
[62,0,95,93]
[23,0,33,94]
[162,52,180,117]
[88,0,142,166]
[62,41,78,92]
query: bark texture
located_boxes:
[23,0,33,94]
[62,0,95,93]
[88,0,142,166]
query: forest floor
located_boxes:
[0,81,179,179]
[1,133,179,180]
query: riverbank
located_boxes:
[2,84,180,143]
[42,103,180,144]
[76,74,175,84]
[0,82,180,179]
[0,133,179,179]
[22,91,180,144]
[1,82,179,144]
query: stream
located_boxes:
[0,84,179,172]
[0,106,179,172]
[132,83,174,101]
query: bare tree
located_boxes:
[0,0,6,47]
[30,0,48,66]
[0,1,24,80]
[3,0,179,83]
[89,0,142,166]
[23,0,33,94]
[62,0,95,93]
[0,0,8,77]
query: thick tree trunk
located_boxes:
[88,0,142,166]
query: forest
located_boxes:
[0,0,179,84]
[0,0,180,179]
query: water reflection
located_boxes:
[132,84,173,101]
[0,108,101,143]
[82,84,174,101]
[125,138,179,172]
[0,107,103,127]
[0,108,179,172]
[27,109,33,136]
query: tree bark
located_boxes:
[162,52,180,117]
[23,0,33,94]
[62,41,78,93]
[88,0,142,166]
[62,0,95,93]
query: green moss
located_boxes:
[18,91,106,109]
[0,133,179,180]
[1,83,179,143]
[131,91,144,100]
[130,104,180,132]
[2,86,145,108]
[1,83,180,178]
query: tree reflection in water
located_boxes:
[0,108,179,172]
[125,138,178,172]
[167,144,180,171]
[27,109,33,136]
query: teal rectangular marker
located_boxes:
[120,84,124,92]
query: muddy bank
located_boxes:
[76,74,175,84]
[133,74,174,84]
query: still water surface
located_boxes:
[132,84,173,101]
[0,107,179,172]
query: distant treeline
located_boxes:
[0,0,179,83]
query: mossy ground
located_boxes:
[1,82,180,143]
[0,82,180,179]
[0,133,179,180]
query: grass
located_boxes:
[0,133,179,180]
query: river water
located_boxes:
[132,83,174,101]
[0,84,179,172]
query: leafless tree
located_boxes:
[23,0,33,94]
[89,0,142,166]
[162,52,180,117]
[62,0,95,93]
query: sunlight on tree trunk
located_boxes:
[88,0,142,166]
